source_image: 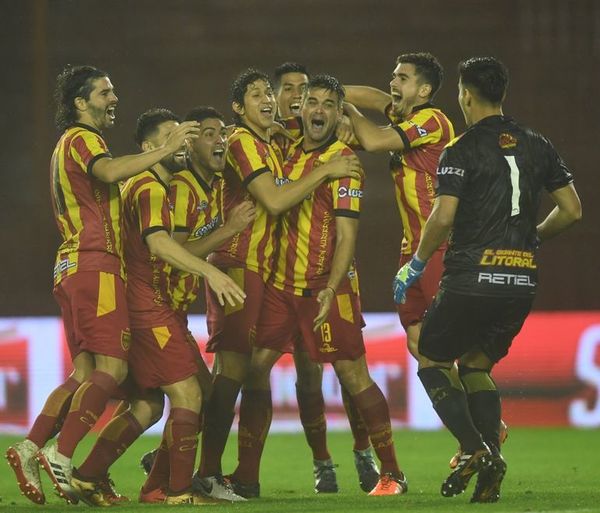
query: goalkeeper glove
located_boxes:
[393,255,426,304]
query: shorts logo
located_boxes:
[499,133,517,149]
[337,186,363,199]
[53,258,77,279]
[438,166,465,177]
[121,329,131,352]
[319,323,338,353]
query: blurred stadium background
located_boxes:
[1,0,599,437]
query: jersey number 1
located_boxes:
[504,156,521,216]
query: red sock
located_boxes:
[166,408,199,495]
[198,375,241,477]
[27,377,80,447]
[296,386,330,461]
[57,370,119,458]
[232,388,272,484]
[77,410,143,480]
[142,439,169,493]
[352,383,400,475]
[341,386,370,451]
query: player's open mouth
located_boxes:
[290,102,301,115]
[391,93,402,103]
[106,106,116,120]
[260,106,273,116]
[213,148,224,159]
[310,118,325,131]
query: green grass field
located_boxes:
[1,429,599,512]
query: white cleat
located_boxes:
[192,474,247,502]
[5,440,45,504]
[36,444,78,504]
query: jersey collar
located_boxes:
[411,102,434,114]
[300,134,338,155]
[148,168,169,192]
[239,123,270,144]
[71,122,103,137]
[184,155,219,195]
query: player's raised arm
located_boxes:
[247,153,362,216]
[345,102,406,152]
[145,230,245,307]
[91,121,201,183]
[344,85,392,114]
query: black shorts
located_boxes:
[418,289,534,363]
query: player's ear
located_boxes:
[232,101,244,117]
[141,140,153,152]
[74,96,87,112]
[419,82,432,100]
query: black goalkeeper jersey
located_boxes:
[436,115,573,297]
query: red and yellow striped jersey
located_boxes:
[387,104,454,255]
[50,123,123,286]
[271,137,364,295]
[272,116,303,160]
[121,170,174,328]
[210,125,283,280]
[168,168,222,312]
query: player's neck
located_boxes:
[151,163,173,185]
[470,105,503,126]
[189,158,214,184]
[242,118,269,142]
[75,114,103,133]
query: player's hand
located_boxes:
[163,121,201,154]
[319,153,363,180]
[204,267,246,307]
[336,115,359,146]
[313,287,335,331]
[393,256,426,304]
[225,201,256,234]
[269,121,295,141]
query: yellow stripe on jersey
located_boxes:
[97,272,116,317]
[132,179,168,233]
[57,143,84,241]
[395,167,426,251]
[152,326,171,350]
[173,176,195,229]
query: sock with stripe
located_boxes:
[296,385,331,461]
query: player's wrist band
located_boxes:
[325,286,336,295]
[411,255,427,271]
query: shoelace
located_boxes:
[377,475,394,490]
[315,464,337,480]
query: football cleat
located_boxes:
[471,452,507,503]
[138,486,167,504]
[140,447,159,475]
[70,470,113,507]
[36,444,78,504]
[313,459,339,494]
[5,440,45,504]
[224,474,260,498]
[192,473,247,502]
[353,447,380,493]
[368,472,408,496]
[441,445,492,498]
[449,420,508,469]
[164,491,218,505]
[98,474,129,504]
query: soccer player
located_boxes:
[246,74,409,497]
[273,62,379,494]
[5,65,201,505]
[196,68,361,499]
[393,57,581,502]
[67,108,252,506]
[344,52,454,361]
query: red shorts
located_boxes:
[396,249,445,329]
[255,282,366,363]
[128,319,199,390]
[205,267,266,354]
[53,271,130,361]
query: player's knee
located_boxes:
[333,359,372,396]
[295,361,322,391]
[245,360,272,389]
[95,355,128,384]
[166,377,202,412]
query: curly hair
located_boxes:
[54,65,109,131]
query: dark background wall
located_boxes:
[1,0,598,315]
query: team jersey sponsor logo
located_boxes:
[480,249,537,269]
[438,166,465,177]
[337,186,363,199]
[408,121,428,137]
[194,215,221,239]
[499,133,518,149]
[53,258,77,278]
[478,272,535,287]
[275,176,292,186]
[197,200,209,211]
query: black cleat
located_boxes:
[353,448,380,493]
[471,452,507,503]
[314,460,339,493]
[224,474,260,499]
[441,445,491,498]
[139,448,158,475]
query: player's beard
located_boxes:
[161,154,183,173]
